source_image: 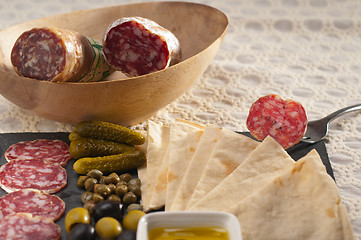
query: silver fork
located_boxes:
[302,103,361,143]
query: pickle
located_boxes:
[69,131,81,141]
[73,151,146,175]
[70,137,135,159]
[74,121,145,145]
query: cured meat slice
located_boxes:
[0,213,61,240]
[0,159,67,194]
[102,16,181,77]
[0,189,65,221]
[246,94,308,149]
[5,139,72,167]
[11,27,113,82]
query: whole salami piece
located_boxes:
[11,27,113,82]
[102,16,181,77]
[5,139,72,167]
[0,189,65,221]
[0,213,61,240]
[0,159,67,194]
[246,94,308,149]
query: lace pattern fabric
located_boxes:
[0,0,361,238]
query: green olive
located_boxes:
[108,195,122,203]
[81,191,94,204]
[65,207,91,233]
[95,217,123,239]
[122,210,145,232]
[77,175,89,188]
[87,169,103,180]
[122,192,137,205]
[92,193,104,203]
[127,203,143,212]
[83,201,96,214]
[118,173,132,183]
[84,178,98,192]
[94,184,112,198]
[115,184,128,197]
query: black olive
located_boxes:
[92,200,125,222]
[67,223,96,240]
[117,230,136,240]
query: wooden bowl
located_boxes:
[0,1,228,126]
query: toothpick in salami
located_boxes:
[102,16,181,77]
[11,27,113,82]
[246,94,308,149]
[5,139,72,167]
[0,159,67,194]
[0,213,61,240]
[0,189,65,221]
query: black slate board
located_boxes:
[0,132,334,239]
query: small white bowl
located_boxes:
[137,211,242,240]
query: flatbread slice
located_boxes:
[169,124,222,211]
[135,130,148,210]
[189,136,295,211]
[139,121,170,212]
[186,128,260,209]
[165,121,204,211]
[228,149,354,240]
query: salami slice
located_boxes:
[0,159,67,194]
[0,189,65,221]
[102,16,181,77]
[0,213,61,240]
[11,27,113,82]
[246,94,308,149]
[5,139,72,167]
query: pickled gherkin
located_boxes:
[74,121,145,145]
[70,137,135,159]
[73,151,146,175]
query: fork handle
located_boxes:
[322,103,361,123]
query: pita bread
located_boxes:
[135,130,148,210]
[165,121,204,211]
[169,124,222,211]
[189,136,295,211]
[139,121,170,212]
[228,149,354,240]
[186,128,260,209]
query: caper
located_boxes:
[127,203,143,212]
[128,184,141,198]
[81,191,94,204]
[115,184,128,197]
[94,184,112,198]
[108,183,116,193]
[104,173,120,184]
[116,181,128,187]
[107,195,122,203]
[95,217,123,239]
[99,176,106,184]
[65,207,91,233]
[83,200,96,214]
[122,192,137,205]
[122,210,145,232]
[118,173,132,183]
[92,193,104,203]
[84,178,98,192]
[77,175,89,188]
[87,169,103,180]
[128,178,141,186]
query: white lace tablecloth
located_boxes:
[1,0,361,238]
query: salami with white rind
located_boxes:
[5,139,72,167]
[0,189,65,221]
[11,27,113,82]
[0,159,67,194]
[246,94,308,149]
[102,16,181,77]
[0,213,61,240]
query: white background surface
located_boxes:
[0,0,360,238]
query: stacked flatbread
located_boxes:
[138,120,354,240]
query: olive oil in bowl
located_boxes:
[149,226,229,240]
